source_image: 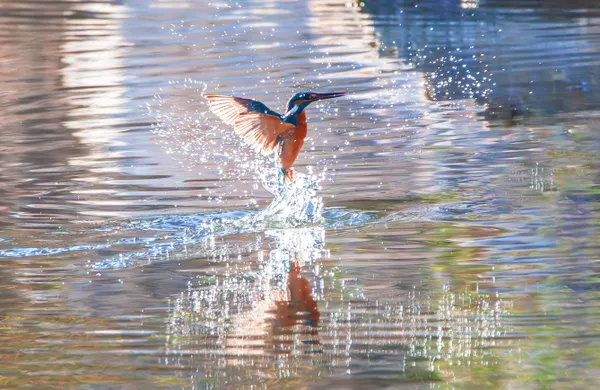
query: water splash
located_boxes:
[254,165,326,226]
[90,169,330,269]
[147,80,276,209]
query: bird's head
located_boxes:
[286,91,346,114]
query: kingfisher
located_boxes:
[206,91,345,182]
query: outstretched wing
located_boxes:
[206,94,295,154]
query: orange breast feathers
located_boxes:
[279,111,307,171]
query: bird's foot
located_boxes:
[284,168,294,183]
[278,168,294,184]
[276,168,294,191]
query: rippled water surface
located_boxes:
[2,0,600,388]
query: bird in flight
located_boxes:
[206,91,345,182]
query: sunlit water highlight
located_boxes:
[165,218,511,388]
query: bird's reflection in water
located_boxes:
[275,260,320,331]
[165,216,511,387]
[272,259,321,354]
[223,227,323,361]
[166,226,327,374]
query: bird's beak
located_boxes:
[312,92,346,101]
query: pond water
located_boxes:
[1,0,600,388]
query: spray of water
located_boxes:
[254,164,326,225]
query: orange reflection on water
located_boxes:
[275,261,320,331]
